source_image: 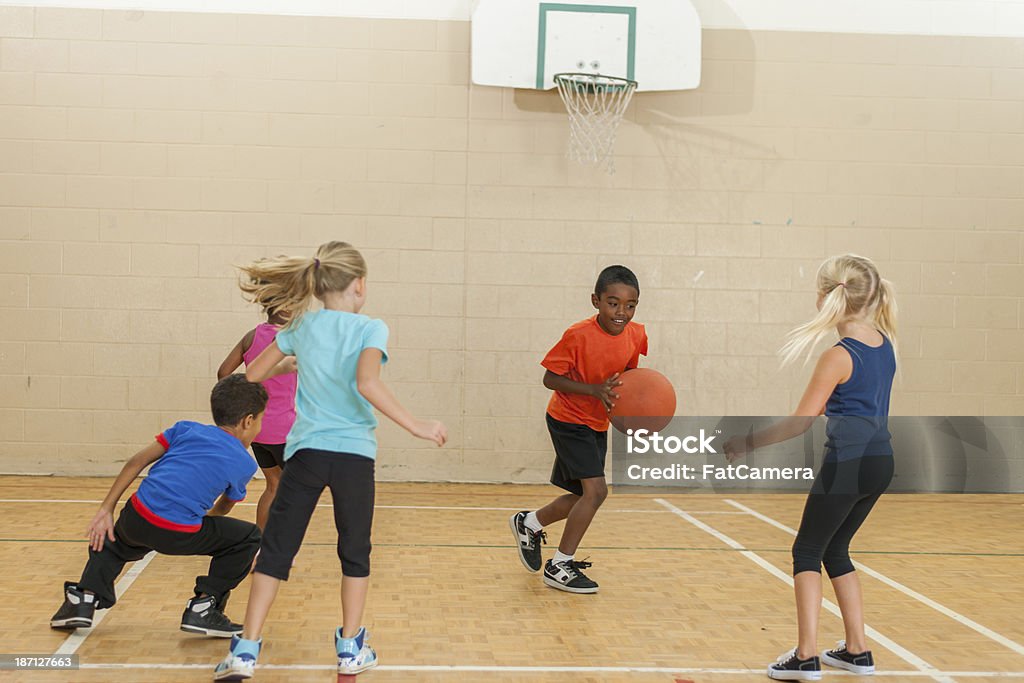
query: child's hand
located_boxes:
[590,373,622,412]
[411,419,448,447]
[86,508,116,552]
[722,434,749,463]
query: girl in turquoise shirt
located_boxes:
[215,241,447,681]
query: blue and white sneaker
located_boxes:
[336,626,378,675]
[214,635,261,681]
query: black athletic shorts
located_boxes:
[546,413,608,496]
[252,442,285,470]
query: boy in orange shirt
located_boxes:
[510,265,647,593]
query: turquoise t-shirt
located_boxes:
[275,309,389,461]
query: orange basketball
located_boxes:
[609,368,677,434]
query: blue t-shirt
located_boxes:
[134,421,256,532]
[275,309,389,461]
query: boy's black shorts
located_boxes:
[546,413,607,496]
[252,442,285,470]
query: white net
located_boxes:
[554,72,637,174]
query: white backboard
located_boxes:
[472,0,701,92]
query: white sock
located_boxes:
[553,550,574,564]
[524,511,543,533]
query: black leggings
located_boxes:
[792,456,894,578]
[255,449,375,581]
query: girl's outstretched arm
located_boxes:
[724,346,851,460]
[357,348,447,446]
[245,341,296,382]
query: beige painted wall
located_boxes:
[1,7,1022,478]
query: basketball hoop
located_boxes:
[554,72,637,174]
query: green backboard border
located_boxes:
[535,3,637,89]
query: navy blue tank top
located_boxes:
[824,335,896,461]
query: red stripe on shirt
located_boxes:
[155,433,170,449]
[130,494,201,533]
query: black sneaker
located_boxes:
[767,648,822,680]
[509,511,546,572]
[50,582,96,630]
[180,594,242,638]
[543,558,599,594]
[822,641,875,675]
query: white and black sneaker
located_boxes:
[822,641,875,675]
[767,648,822,680]
[509,511,546,572]
[543,558,598,594]
[181,594,242,638]
[50,582,96,630]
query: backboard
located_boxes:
[471,0,701,92]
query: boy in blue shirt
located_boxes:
[50,374,268,637]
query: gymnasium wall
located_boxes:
[1,5,1023,479]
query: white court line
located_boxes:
[53,551,157,656]
[0,499,742,515]
[76,663,1024,677]
[654,498,955,683]
[725,498,1024,658]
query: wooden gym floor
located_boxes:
[1,476,1022,682]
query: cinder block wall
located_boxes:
[1,7,1022,478]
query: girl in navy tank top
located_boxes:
[724,254,898,681]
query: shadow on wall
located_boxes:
[502,0,759,197]
[632,0,759,191]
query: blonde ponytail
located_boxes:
[874,277,898,358]
[239,241,367,327]
[780,254,899,366]
[780,283,849,366]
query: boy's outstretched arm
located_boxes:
[356,348,447,446]
[87,441,166,552]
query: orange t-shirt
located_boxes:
[541,316,648,431]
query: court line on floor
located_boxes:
[0,499,743,514]
[74,663,1024,677]
[53,550,156,656]
[725,498,1024,658]
[0,538,807,553]
[4,536,1022,558]
[654,498,955,683]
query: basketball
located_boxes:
[609,368,677,434]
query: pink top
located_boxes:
[243,323,297,445]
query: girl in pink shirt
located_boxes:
[217,307,297,530]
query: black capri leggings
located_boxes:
[792,455,894,578]
[255,449,375,581]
